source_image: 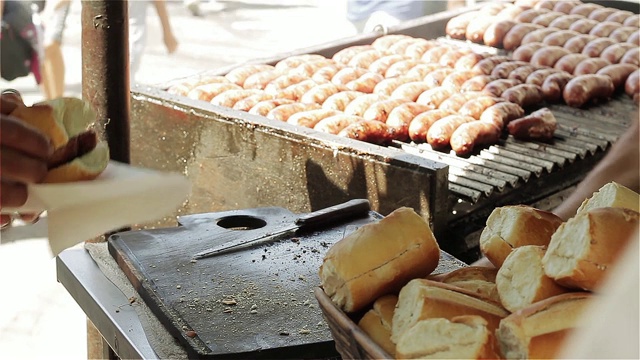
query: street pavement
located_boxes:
[0,1,356,359]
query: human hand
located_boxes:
[1,91,53,228]
[164,32,178,54]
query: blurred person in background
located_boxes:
[129,0,178,83]
[183,0,224,17]
[40,0,71,100]
[346,0,450,34]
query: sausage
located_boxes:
[503,23,545,50]
[264,73,309,95]
[299,83,344,105]
[311,64,345,83]
[404,39,439,59]
[553,1,581,14]
[472,55,511,75]
[233,93,275,112]
[391,82,433,102]
[588,8,617,22]
[459,96,505,120]
[502,84,544,108]
[167,74,232,96]
[275,54,327,71]
[512,42,545,62]
[371,34,412,51]
[479,102,526,129]
[291,59,336,78]
[620,48,640,66]
[554,54,590,74]
[495,4,528,20]
[483,78,522,97]
[479,2,509,15]
[421,45,454,64]
[416,86,455,109]
[441,70,481,91]
[507,107,557,141]
[600,43,637,65]
[543,30,580,46]
[322,91,364,111]
[526,68,563,86]
[187,83,243,101]
[609,26,638,43]
[423,68,455,89]
[331,67,369,86]
[243,70,283,90]
[347,49,386,69]
[596,63,638,89]
[564,34,597,53]
[277,79,324,101]
[337,120,395,145]
[623,14,640,27]
[451,121,502,156]
[606,10,635,24]
[385,59,421,78]
[624,69,640,100]
[210,89,262,108]
[225,64,275,87]
[483,20,517,48]
[362,99,408,122]
[314,115,365,135]
[491,61,529,79]
[440,49,472,68]
[569,3,602,17]
[573,58,612,76]
[427,115,477,149]
[266,102,320,121]
[344,93,389,116]
[287,109,341,128]
[461,75,499,92]
[446,11,480,40]
[563,74,615,107]
[533,1,555,10]
[386,103,434,141]
[569,19,600,34]
[589,21,623,37]
[405,63,441,80]
[332,45,374,65]
[455,53,489,71]
[439,92,484,112]
[374,77,416,96]
[628,30,640,46]
[248,98,296,116]
[541,72,574,102]
[345,72,385,94]
[515,8,551,23]
[521,28,561,46]
[408,109,456,143]
[548,14,586,30]
[368,54,407,75]
[508,65,539,83]
[48,130,98,169]
[467,16,498,44]
[388,38,423,56]
[582,38,617,58]
[531,11,564,27]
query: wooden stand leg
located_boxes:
[86,318,117,360]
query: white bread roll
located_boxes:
[480,205,563,268]
[319,207,440,312]
[396,315,501,359]
[496,246,570,312]
[391,279,509,344]
[357,294,398,357]
[497,292,592,359]
[440,267,500,303]
[542,207,639,291]
[576,181,639,215]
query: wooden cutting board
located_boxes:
[108,206,466,359]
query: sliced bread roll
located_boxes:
[319,207,440,312]
[576,181,639,215]
[440,267,500,303]
[497,292,592,360]
[396,315,501,359]
[357,295,398,357]
[391,279,509,344]
[496,246,570,312]
[542,207,639,291]
[480,205,564,268]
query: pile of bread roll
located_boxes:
[318,181,639,359]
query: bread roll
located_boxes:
[480,205,564,268]
[576,181,639,215]
[391,279,509,344]
[357,295,398,357]
[396,315,501,359]
[440,267,500,303]
[497,292,592,359]
[319,207,440,312]
[542,207,639,291]
[496,246,570,312]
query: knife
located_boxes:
[191,199,371,260]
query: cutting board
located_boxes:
[108,205,466,359]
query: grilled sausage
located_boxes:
[583,38,618,58]
[483,78,522,97]
[405,63,441,80]
[348,49,386,70]
[628,30,640,46]
[300,83,344,105]
[459,96,505,120]
[371,34,412,51]
[332,45,374,65]
[442,49,473,68]
[541,72,574,102]
[331,67,369,86]
[526,68,563,86]
[243,70,283,90]
[620,48,640,67]
[574,58,612,75]
[600,43,637,65]
[532,1,555,10]
[483,20,517,48]
[416,86,455,109]
[311,64,345,83]
[266,102,320,121]
[408,109,455,143]
[225,64,275,87]
[563,74,615,107]
[167,75,231,96]
[569,3,602,17]
[512,42,545,63]
[441,70,481,91]
[501,84,545,108]
[275,54,327,71]
[344,93,389,116]
[624,69,640,101]
[404,39,439,59]
[507,107,557,141]
[590,21,622,37]
[374,76,417,96]
[554,54,590,74]
[515,8,551,23]
[596,63,638,90]
[543,30,581,46]
[451,121,502,156]
[389,38,425,56]
[446,12,480,39]
[491,61,529,79]
[588,8,617,22]
[623,14,640,27]
[609,26,638,43]
[472,55,511,75]
[187,83,243,101]
[248,98,296,116]
[291,59,336,77]
[507,65,539,83]
[439,92,484,112]
[210,89,262,108]
[48,130,98,170]
[495,4,528,20]
[314,115,365,135]
[233,93,275,111]
[421,45,454,64]
[322,91,364,111]
[345,72,385,94]
[548,14,585,30]
[338,120,395,145]
[521,28,559,46]
[606,10,635,24]
[455,53,489,71]
[386,102,434,141]
[264,74,309,95]
[531,11,564,27]
[385,59,421,78]
[479,102,526,129]
[553,1,581,14]
[278,79,325,101]
[424,68,455,89]
[287,109,341,128]
[530,46,571,68]
[391,82,432,102]
[564,34,597,53]
[362,99,408,122]
[461,75,499,92]
[368,54,407,75]
[427,115,477,149]
[569,19,600,34]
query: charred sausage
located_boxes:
[507,107,557,141]
[451,121,502,156]
[563,74,616,107]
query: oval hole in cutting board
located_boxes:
[216,215,267,230]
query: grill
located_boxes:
[129,3,638,259]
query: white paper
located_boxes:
[2,161,191,256]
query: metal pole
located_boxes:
[81,0,130,164]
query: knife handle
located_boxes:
[295,199,371,229]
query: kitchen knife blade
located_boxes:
[191,199,371,260]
